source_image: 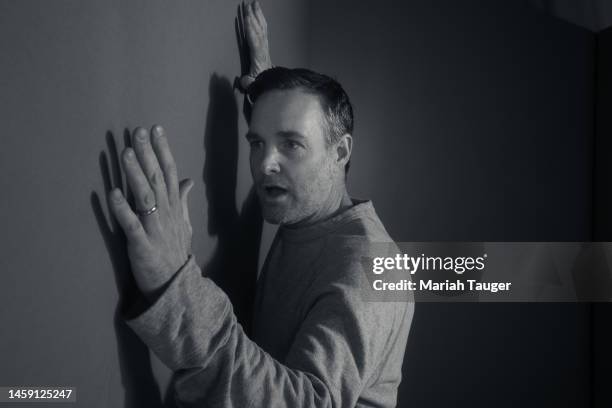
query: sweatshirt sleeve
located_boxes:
[124,255,409,408]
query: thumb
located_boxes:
[240,74,256,91]
[179,178,194,228]
[179,178,194,200]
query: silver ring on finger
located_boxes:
[136,204,158,217]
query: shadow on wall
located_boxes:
[201,73,262,335]
[90,73,261,407]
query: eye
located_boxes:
[284,140,302,150]
[249,140,264,149]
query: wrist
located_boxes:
[236,63,274,94]
[250,59,273,76]
[143,255,193,303]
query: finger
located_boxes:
[245,1,258,28]
[239,2,252,75]
[179,178,194,231]
[253,6,264,31]
[241,1,248,29]
[244,11,261,47]
[179,178,193,204]
[150,125,180,206]
[235,7,249,75]
[131,127,169,209]
[122,147,158,217]
[108,188,149,244]
[254,1,267,28]
[237,2,245,38]
[235,13,243,49]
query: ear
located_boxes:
[335,133,353,167]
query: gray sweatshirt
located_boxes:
[125,199,414,407]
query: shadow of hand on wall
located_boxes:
[202,73,263,336]
[91,130,164,408]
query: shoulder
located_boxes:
[316,201,396,285]
[300,200,409,310]
[308,232,404,314]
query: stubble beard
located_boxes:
[259,158,339,226]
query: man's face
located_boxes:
[247,89,340,225]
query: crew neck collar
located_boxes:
[278,198,373,242]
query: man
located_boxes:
[108,2,413,407]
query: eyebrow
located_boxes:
[245,130,307,140]
[277,130,306,140]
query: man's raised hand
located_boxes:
[238,0,272,90]
[108,126,194,301]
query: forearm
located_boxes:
[124,257,340,407]
[124,256,231,371]
[172,320,333,407]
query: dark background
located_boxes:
[0,0,607,407]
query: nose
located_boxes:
[260,147,281,175]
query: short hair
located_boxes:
[248,67,354,174]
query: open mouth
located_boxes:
[263,185,288,199]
